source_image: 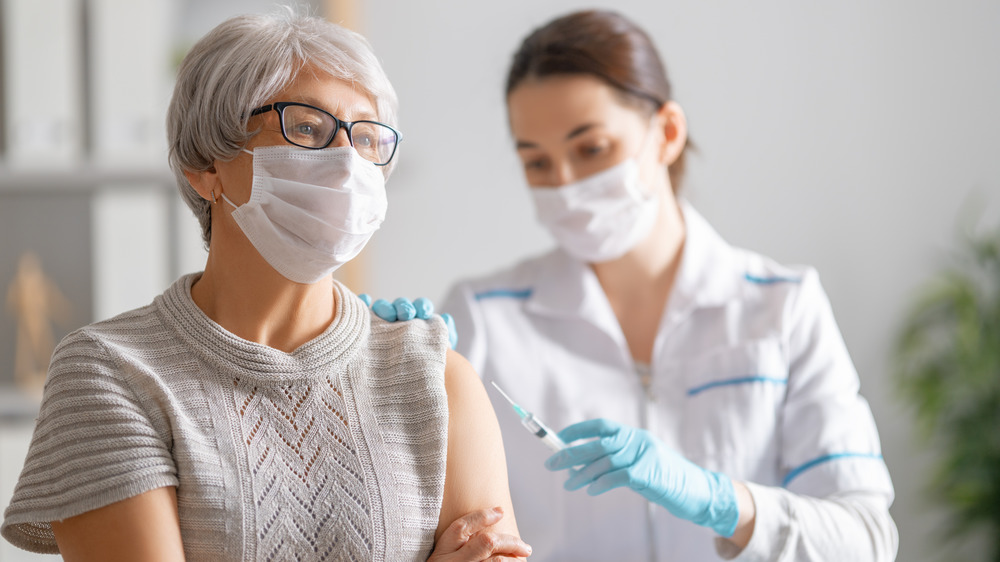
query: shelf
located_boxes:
[0,387,41,423]
[0,165,176,193]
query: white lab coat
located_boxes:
[442,203,898,562]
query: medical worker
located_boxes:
[434,9,898,562]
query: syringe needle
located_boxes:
[491,381,517,407]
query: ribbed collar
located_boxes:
[155,273,369,386]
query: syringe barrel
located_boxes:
[521,413,567,452]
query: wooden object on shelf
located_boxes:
[5,252,72,399]
[324,0,361,31]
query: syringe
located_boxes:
[491,381,567,452]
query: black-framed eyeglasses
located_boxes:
[249,101,401,166]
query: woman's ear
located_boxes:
[183,165,220,203]
[657,101,688,167]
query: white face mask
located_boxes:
[220,145,387,284]
[530,157,660,263]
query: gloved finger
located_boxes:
[562,455,615,491]
[545,439,616,471]
[459,531,532,559]
[441,313,458,349]
[359,293,372,307]
[557,418,622,444]
[371,299,397,321]
[586,467,633,496]
[393,297,417,321]
[435,506,504,552]
[412,297,434,319]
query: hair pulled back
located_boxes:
[506,10,688,190]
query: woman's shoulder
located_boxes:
[737,247,817,289]
[444,248,562,303]
[51,302,165,369]
[57,275,196,366]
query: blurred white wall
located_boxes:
[362,1,1000,560]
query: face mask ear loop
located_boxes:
[214,148,254,208]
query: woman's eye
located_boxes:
[524,158,548,171]
[286,120,327,143]
[580,143,608,157]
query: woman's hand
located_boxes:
[428,507,531,561]
[359,294,457,348]
[546,418,741,538]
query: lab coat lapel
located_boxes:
[655,201,744,344]
[525,249,630,351]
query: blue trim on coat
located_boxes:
[744,273,803,284]
[782,452,884,487]
[474,288,534,301]
[686,376,788,396]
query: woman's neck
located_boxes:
[592,196,685,298]
[191,231,336,354]
[591,195,685,362]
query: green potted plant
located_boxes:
[895,221,1000,561]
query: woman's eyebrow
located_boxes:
[294,96,378,121]
[566,122,602,140]
[516,122,603,149]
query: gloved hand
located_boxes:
[545,418,739,538]
[359,294,458,349]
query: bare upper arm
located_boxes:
[51,486,185,562]
[436,349,519,542]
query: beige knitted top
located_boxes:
[1,274,450,561]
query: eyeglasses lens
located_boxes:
[280,105,337,149]
[280,104,398,165]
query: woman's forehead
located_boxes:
[278,68,377,120]
[508,75,642,142]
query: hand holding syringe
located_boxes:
[491,381,567,452]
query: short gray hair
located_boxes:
[167,9,399,247]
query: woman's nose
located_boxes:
[550,161,576,187]
[331,127,353,148]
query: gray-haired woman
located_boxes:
[0,11,529,562]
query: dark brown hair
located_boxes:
[506,10,688,191]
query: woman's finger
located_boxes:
[458,531,532,559]
[393,297,417,321]
[371,298,397,321]
[545,438,616,470]
[587,466,632,496]
[413,297,434,319]
[436,507,504,552]
[556,418,621,443]
[563,454,614,491]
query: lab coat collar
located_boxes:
[669,200,744,313]
[525,200,743,323]
[525,246,608,320]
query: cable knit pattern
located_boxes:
[1,274,450,561]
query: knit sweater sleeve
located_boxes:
[1,328,179,554]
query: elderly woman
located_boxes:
[0,12,529,562]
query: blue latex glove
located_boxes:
[545,418,739,538]
[359,295,458,349]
